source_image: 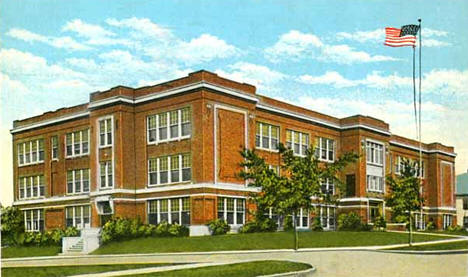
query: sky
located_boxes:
[1,0,467,206]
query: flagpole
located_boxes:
[418,18,423,228]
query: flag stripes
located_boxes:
[384,27,417,47]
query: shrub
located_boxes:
[360,224,373,231]
[426,221,436,231]
[260,218,278,232]
[311,217,323,231]
[374,216,387,231]
[207,219,230,235]
[283,216,293,231]
[1,206,25,246]
[168,223,189,237]
[447,225,464,232]
[338,212,363,231]
[64,226,80,237]
[240,218,278,233]
[114,218,131,238]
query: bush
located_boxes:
[447,225,464,232]
[207,219,230,235]
[1,206,25,246]
[338,212,363,231]
[240,217,278,233]
[283,216,293,231]
[374,216,386,231]
[311,217,323,231]
[426,221,436,231]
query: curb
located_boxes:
[259,264,316,277]
[375,249,468,255]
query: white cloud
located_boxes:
[106,17,173,40]
[7,28,91,51]
[175,34,240,65]
[336,27,450,47]
[265,30,396,64]
[215,62,287,93]
[62,19,129,46]
[297,69,468,95]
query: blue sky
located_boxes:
[1,0,467,204]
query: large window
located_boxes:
[148,197,190,225]
[51,136,58,160]
[18,175,45,199]
[67,169,90,194]
[415,213,427,230]
[443,214,453,229]
[24,209,44,232]
[147,107,191,144]
[255,122,279,151]
[320,178,334,195]
[294,208,309,229]
[66,129,89,157]
[99,118,113,147]
[315,137,334,162]
[395,156,425,178]
[318,205,335,230]
[148,154,191,186]
[100,161,113,188]
[463,198,468,210]
[17,139,44,166]
[367,175,384,193]
[366,141,384,165]
[217,197,245,225]
[66,205,91,229]
[286,130,309,156]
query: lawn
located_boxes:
[93,231,453,255]
[1,245,61,259]
[1,263,171,277]
[392,240,468,251]
[130,261,312,277]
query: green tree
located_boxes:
[1,206,25,245]
[385,158,423,246]
[240,144,358,250]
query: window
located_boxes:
[148,197,190,225]
[66,129,89,157]
[395,156,425,178]
[463,198,468,210]
[66,206,91,229]
[415,161,425,178]
[255,122,279,151]
[67,169,90,194]
[17,139,45,166]
[463,216,468,228]
[99,118,113,147]
[443,214,453,229]
[148,154,191,186]
[100,161,113,188]
[415,213,427,230]
[367,175,384,193]
[318,205,335,230]
[286,130,309,156]
[395,156,404,174]
[320,178,334,195]
[294,208,309,229]
[18,175,45,199]
[24,209,44,232]
[366,141,384,165]
[147,107,191,144]
[268,164,280,175]
[51,136,58,160]
[315,137,334,162]
[217,197,245,225]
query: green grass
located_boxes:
[93,231,453,255]
[131,261,311,277]
[392,240,468,251]
[420,230,468,236]
[1,245,61,259]
[1,263,171,277]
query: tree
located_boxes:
[1,206,25,246]
[239,144,358,250]
[385,158,423,246]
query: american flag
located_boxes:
[384,24,420,47]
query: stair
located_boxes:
[67,239,84,252]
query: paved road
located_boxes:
[3,250,468,277]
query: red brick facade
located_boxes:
[11,70,457,232]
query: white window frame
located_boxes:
[295,208,309,229]
[366,175,384,193]
[286,129,309,157]
[316,137,335,162]
[98,116,113,148]
[147,154,191,186]
[255,122,280,152]
[443,214,453,229]
[66,205,91,229]
[99,161,113,189]
[51,136,59,161]
[65,129,90,158]
[147,108,191,145]
[18,175,45,199]
[67,169,90,194]
[147,197,190,225]
[366,141,384,166]
[395,156,425,178]
[319,205,336,230]
[414,213,426,230]
[24,209,44,232]
[218,197,246,226]
[17,139,44,166]
[321,178,335,195]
